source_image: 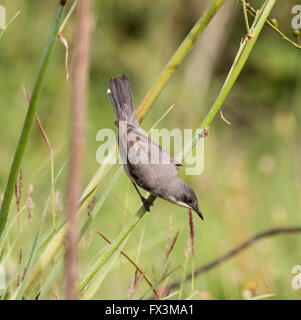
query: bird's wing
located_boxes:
[126,126,182,168]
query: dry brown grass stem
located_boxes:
[65,0,92,300]
[169,226,301,291]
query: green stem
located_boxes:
[180,0,275,161]
[242,0,250,35]
[79,0,277,291]
[136,0,226,123]
[239,0,301,50]
[0,2,66,234]
[59,0,78,33]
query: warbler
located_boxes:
[107,75,203,220]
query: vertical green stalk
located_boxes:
[79,0,277,291]
[0,1,66,234]
[181,0,276,161]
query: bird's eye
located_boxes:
[190,199,197,206]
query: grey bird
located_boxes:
[107,75,203,220]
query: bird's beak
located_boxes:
[191,206,204,220]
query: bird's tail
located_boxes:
[107,75,139,127]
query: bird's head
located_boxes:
[176,184,203,220]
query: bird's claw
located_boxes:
[141,198,153,211]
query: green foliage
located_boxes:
[0,0,301,300]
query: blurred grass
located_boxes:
[0,0,301,299]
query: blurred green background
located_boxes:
[0,0,301,299]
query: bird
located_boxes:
[107,74,203,220]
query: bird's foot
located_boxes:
[141,197,153,212]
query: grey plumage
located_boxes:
[108,75,139,127]
[107,75,203,220]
